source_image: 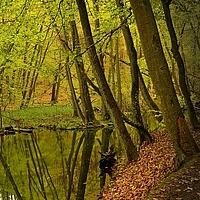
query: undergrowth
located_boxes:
[0,104,73,127]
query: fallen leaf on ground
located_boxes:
[100,130,176,200]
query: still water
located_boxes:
[0,127,115,200]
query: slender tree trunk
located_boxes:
[20,70,30,108]
[116,0,151,144]
[65,60,84,120]
[25,70,38,107]
[165,45,182,96]
[129,0,199,167]
[70,19,95,124]
[110,39,116,98]
[76,0,138,161]
[0,84,2,128]
[51,69,60,105]
[162,0,199,129]
[92,0,110,120]
[190,21,200,51]
[51,76,57,104]
[138,70,163,122]
[115,37,122,109]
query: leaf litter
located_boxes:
[99,130,176,200]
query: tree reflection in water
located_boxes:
[0,127,114,199]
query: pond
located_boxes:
[0,127,118,200]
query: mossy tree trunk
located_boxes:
[116,0,151,144]
[138,70,163,123]
[162,0,199,129]
[76,0,138,162]
[129,0,199,167]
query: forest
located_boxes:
[0,0,200,199]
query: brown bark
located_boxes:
[92,0,110,121]
[57,31,83,119]
[138,70,163,123]
[162,0,199,129]
[65,59,84,119]
[116,0,151,144]
[70,19,95,124]
[76,0,138,161]
[109,38,116,98]
[115,37,122,109]
[129,0,199,167]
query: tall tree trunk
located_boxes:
[109,39,116,98]
[70,19,95,124]
[129,0,199,167]
[65,60,84,120]
[115,37,122,109]
[162,0,199,129]
[116,0,151,144]
[58,32,84,119]
[190,21,200,52]
[0,84,2,128]
[76,0,138,161]
[51,74,58,104]
[92,0,110,120]
[25,70,38,107]
[165,45,182,97]
[138,70,163,123]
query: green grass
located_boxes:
[1,104,74,127]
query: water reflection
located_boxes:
[0,194,15,200]
[0,127,114,199]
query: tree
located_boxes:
[170,1,200,105]
[70,19,96,124]
[161,0,199,129]
[129,0,199,167]
[92,0,110,120]
[115,0,151,144]
[75,0,138,161]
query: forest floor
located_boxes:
[100,128,200,200]
[146,129,200,200]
